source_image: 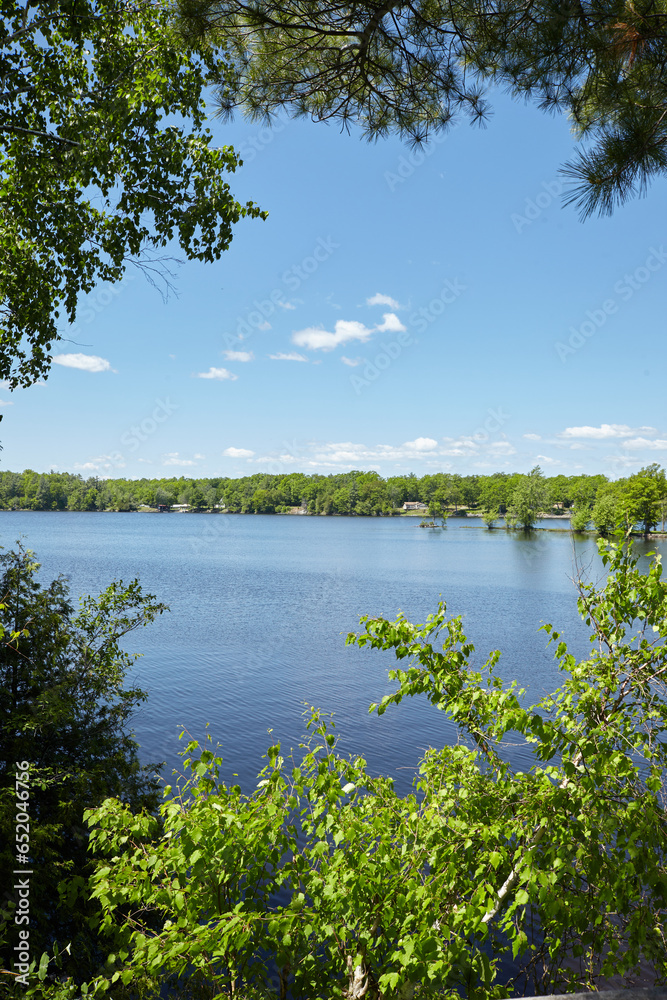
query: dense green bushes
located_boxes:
[0,549,166,985]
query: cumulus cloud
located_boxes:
[0,399,13,407]
[341,356,363,367]
[376,312,407,333]
[292,305,407,352]
[279,301,296,310]
[194,367,238,381]
[523,433,541,441]
[53,353,114,373]
[622,437,667,450]
[367,292,400,309]
[223,446,255,458]
[269,352,308,362]
[559,424,656,440]
[404,437,438,451]
[223,350,254,362]
[292,320,374,352]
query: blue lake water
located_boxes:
[2,512,662,797]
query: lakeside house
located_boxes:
[402,501,428,511]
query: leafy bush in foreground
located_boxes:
[0,547,166,987]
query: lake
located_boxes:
[2,512,662,796]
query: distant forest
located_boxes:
[0,466,665,533]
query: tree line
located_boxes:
[1,465,666,534]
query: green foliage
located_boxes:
[506,466,550,530]
[426,497,450,526]
[1,468,665,540]
[0,467,607,517]
[620,465,666,535]
[79,537,667,998]
[480,507,499,528]
[178,0,667,216]
[569,505,591,532]
[0,546,167,980]
[0,0,265,388]
[478,473,514,514]
[592,466,667,536]
[592,484,621,535]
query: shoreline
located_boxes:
[1,508,665,539]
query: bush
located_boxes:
[0,546,167,982]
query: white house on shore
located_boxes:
[402,501,427,511]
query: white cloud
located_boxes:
[223,446,255,458]
[488,441,517,455]
[194,367,238,381]
[0,399,13,407]
[249,435,525,472]
[258,321,272,330]
[523,433,541,441]
[376,312,407,333]
[559,424,656,440]
[404,437,438,451]
[292,308,405,353]
[285,439,456,465]
[536,454,560,465]
[269,352,308,362]
[279,301,296,310]
[341,356,363,367]
[163,452,198,466]
[223,350,254,362]
[74,454,125,471]
[292,320,374,352]
[53,353,114,373]
[367,293,400,309]
[622,437,667,450]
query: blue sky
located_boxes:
[3,88,666,480]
